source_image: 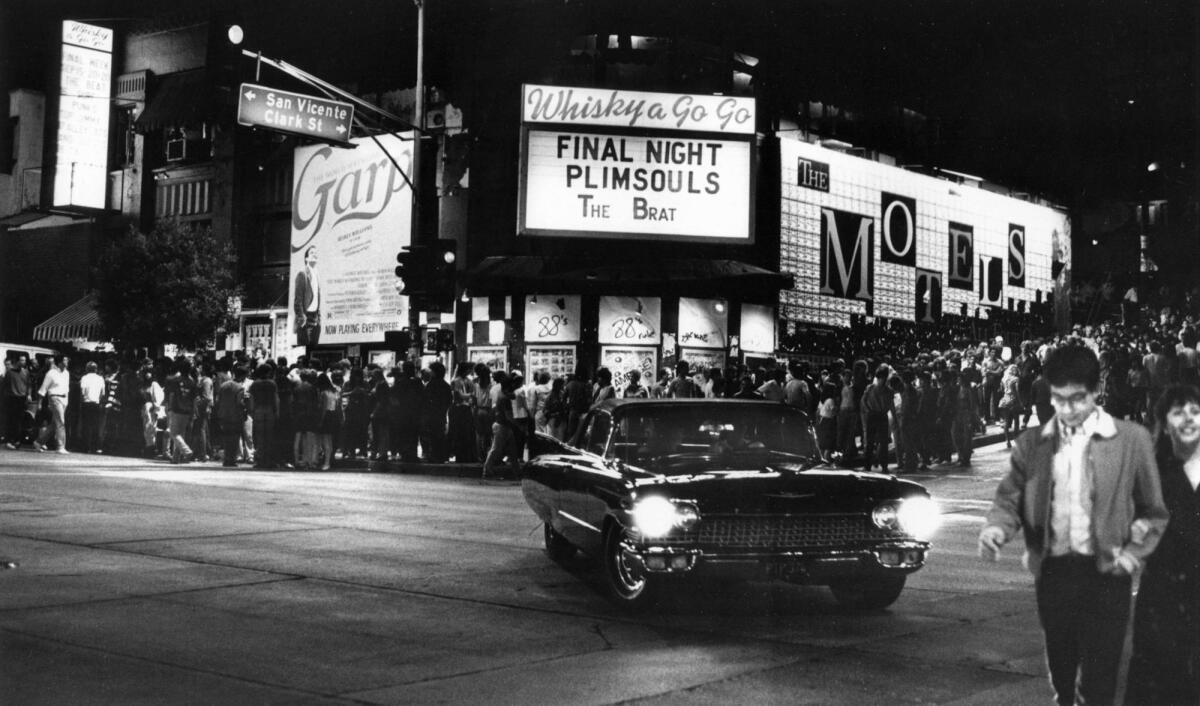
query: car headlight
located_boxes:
[871,502,900,531]
[896,496,941,540]
[631,496,701,538]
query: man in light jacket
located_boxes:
[979,343,1169,706]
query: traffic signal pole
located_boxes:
[409,0,426,342]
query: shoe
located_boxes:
[4,442,15,450]
[56,448,69,454]
[320,465,331,471]
[33,442,45,452]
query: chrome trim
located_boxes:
[557,510,602,534]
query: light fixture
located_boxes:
[712,300,727,314]
[460,289,470,303]
[1147,161,1160,173]
[226,24,244,45]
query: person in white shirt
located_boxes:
[35,355,71,453]
[78,361,107,453]
[510,371,531,461]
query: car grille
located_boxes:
[681,514,907,549]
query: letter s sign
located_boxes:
[1008,224,1026,287]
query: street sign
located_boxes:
[236,82,354,143]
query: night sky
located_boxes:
[2,0,1195,210]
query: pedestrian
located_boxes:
[315,372,339,470]
[784,360,812,412]
[367,367,390,460]
[978,343,1169,706]
[136,367,163,457]
[733,375,761,400]
[163,359,196,463]
[340,366,370,460]
[815,370,838,463]
[668,361,698,399]
[622,369,648,398]
[421,361,452,463]
[248,363,279,469]
[998,363,1021,448]
[1125,384,1200,706]
[3,354,31,449]
[35,355,71,454]
[472,363,494,462]
[215,365,249,467]
[564,364,591,440]
[592,367,616,406]
[891,373,919,473]
[449,362,477,462]
[1032,371,1054,426]
[543,377,568,441]
[292,369,319,468]
[274,360,296,467]
[482,371,519,479]
[757,368,786,401]
[390,361,422,462]
[78,361,106,454]
[192,361,213,462]
[529,369,553,432]
[835,368,859,464]
[860,366,893,472]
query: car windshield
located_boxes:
[607,405,815,473]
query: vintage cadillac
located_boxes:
[522,398,940,610]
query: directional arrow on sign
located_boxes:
[236,82,355,145]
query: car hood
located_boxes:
[628,466,927,514]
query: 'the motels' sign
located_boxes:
[518,85,756,243]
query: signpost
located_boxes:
[237,82,354,143]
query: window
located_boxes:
[584,414,612,456]
[110,107,135,168]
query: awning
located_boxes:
[465,256,794,297]
[134,69,216,133]
[33,294,104,343]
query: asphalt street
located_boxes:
[0,440,1064,705]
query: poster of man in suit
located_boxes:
[289,133,413,349]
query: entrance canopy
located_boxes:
[465,256,793,298]
[33,294,104,344]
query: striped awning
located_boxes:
[33,294,104,343]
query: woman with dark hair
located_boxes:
[1125,384,1200,705]
[543,377,568,440]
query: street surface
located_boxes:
[0,442,1055,705]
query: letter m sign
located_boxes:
[819,207,874,302]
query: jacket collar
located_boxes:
[1038,407,1118,442]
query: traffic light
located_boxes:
[424,239,457,312]
[394,244,429,296]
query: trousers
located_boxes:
[1036,555,1131,706]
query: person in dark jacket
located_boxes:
[1125,384,1200,705]
[368,367,390,460]
[420,361,453,463]
[860,366,894,472]
[214,365,248,467]
[340,366,370,460]
[248,364,279,469]
[390,361,422,462]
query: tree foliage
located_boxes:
[94,220,240,351]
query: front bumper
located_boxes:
[622,539,929,583]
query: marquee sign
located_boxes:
[54,20,113,209]
[779,139,1070,328]
[518,84,756,243]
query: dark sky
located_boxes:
[3,0,1196,209]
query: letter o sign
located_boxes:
[881,193,916,265]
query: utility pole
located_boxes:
[409,0,426,344]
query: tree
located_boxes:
[94,220,240,351]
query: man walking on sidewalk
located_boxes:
[35,355,71,453]
[978,343,1169,706]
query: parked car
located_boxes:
[522,398,940,610]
